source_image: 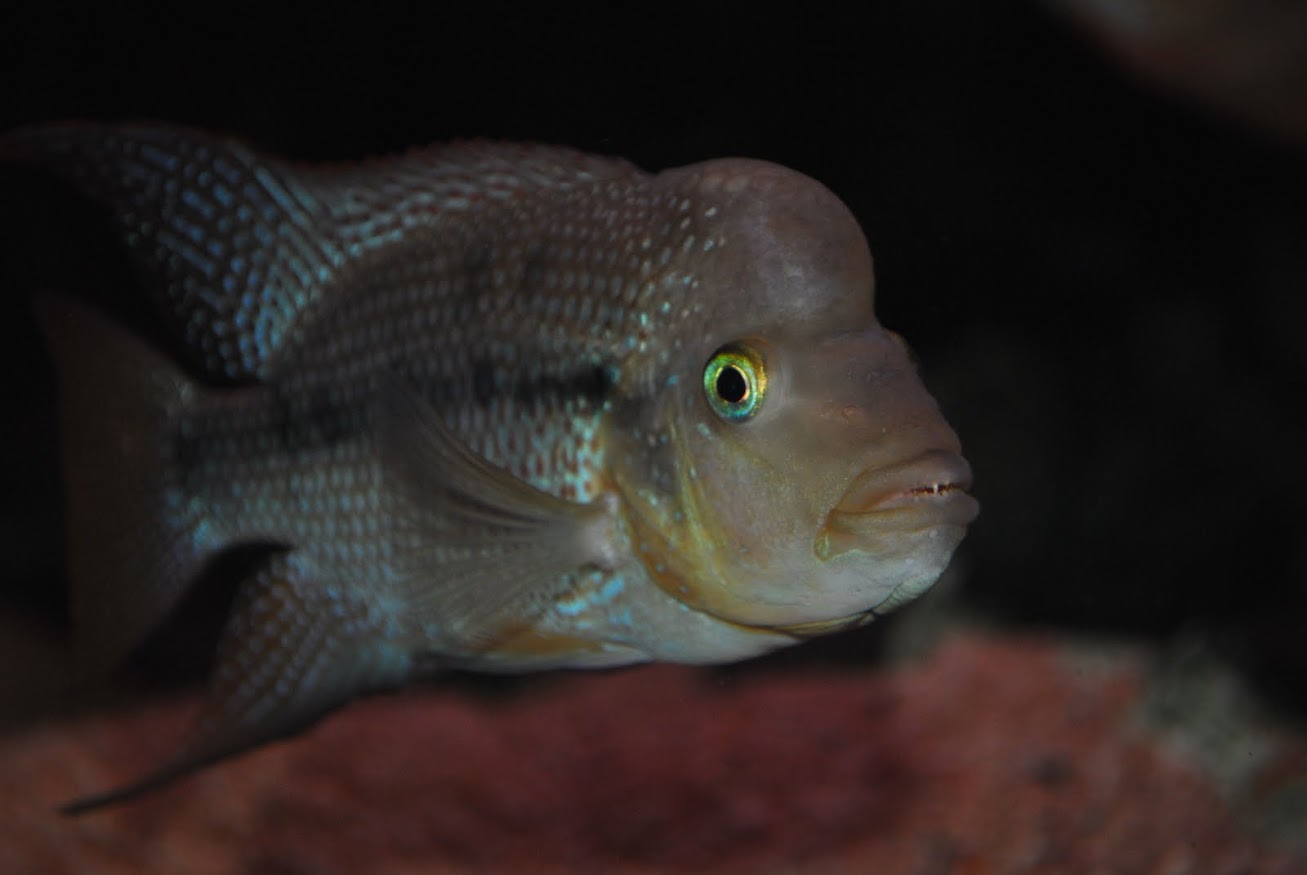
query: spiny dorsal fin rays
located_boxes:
[0,123,640,384]
[60,553,412,815]
[0,123,341,382]
[376,376,621,652]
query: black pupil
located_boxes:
[715,365,749,404]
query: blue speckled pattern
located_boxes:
[8,124,977,810]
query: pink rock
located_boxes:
[2,632,1302,874]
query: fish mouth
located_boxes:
[815,449,982,559]
[833,449,976,517]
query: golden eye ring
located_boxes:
[702,342,767,422]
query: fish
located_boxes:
[0,124,979,813]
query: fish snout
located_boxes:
[833,449,974,515]
[816,449,979,561]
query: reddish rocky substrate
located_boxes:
[2,631,1303,874]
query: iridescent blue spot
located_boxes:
[181,187,215,220]
[212,183,234,208]
[254,165,303,217]
[139,143,180,172]
[598,575,625,602]
[556,596,590,618]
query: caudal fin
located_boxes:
[35,296,219,669]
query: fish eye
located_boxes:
[702,342,767,422]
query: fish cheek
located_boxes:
[611,383,836,626]
[676,411,829,608]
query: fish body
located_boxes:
[2,125,977,810]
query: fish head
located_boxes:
[612,159,978,636]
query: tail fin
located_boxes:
[35,296,219,669]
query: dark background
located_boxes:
[1,4,1305,717]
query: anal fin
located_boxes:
[60,552,411,815]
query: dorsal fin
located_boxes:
[298,139,641,259]
[1,124,639,381]
[2,124,339,381]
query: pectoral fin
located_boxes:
[60,552,411,815]
[377,378,621,652]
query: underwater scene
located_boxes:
[1,2,1304,872]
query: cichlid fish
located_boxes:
[1,124,978,812]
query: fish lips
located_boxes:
[817,449,979,559]
[837,448,977,518]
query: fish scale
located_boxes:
[4,123,978,812]
[152,172,697,670]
